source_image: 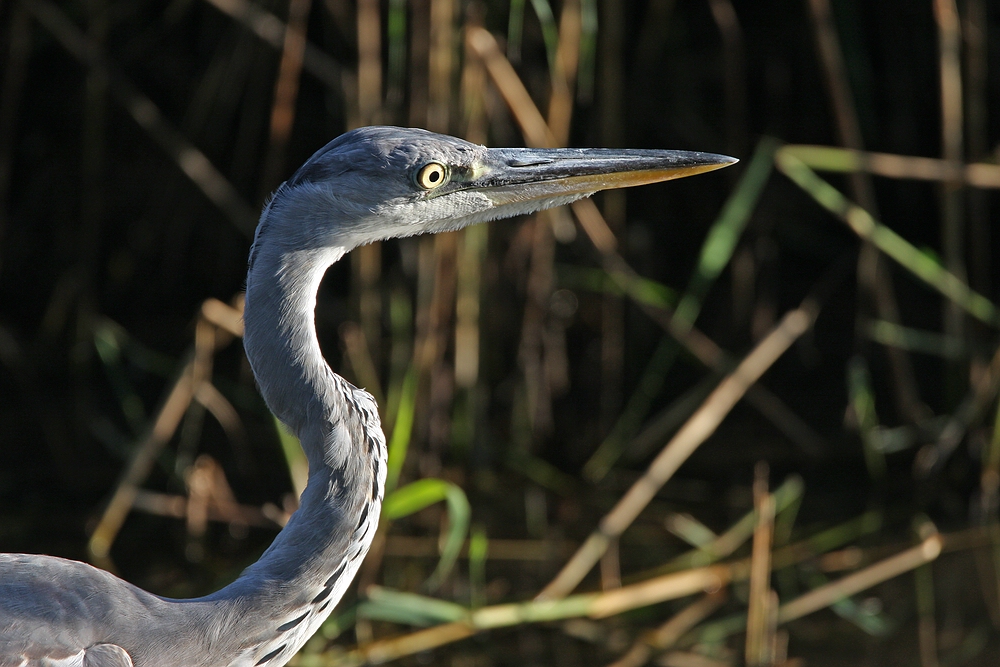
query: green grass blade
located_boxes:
[576,0,597,101]
[528,0,559,75]
[384,286,414,434]
[776,149,999,326]
[803,570,894,636]
[93,322,147,434]
[791,511,883,557]
[382,478,454,519]
[469,524,488,608]
[505,450,577,496]
[866,319,966,359]
[382,478,471,591]
[674,137,778,327]
[582,335,680,481]
[359,586,467,626]
[847,355,887,481]
[273,415,308,498]
[665,513,718,548]
[385,364,417,493]
[779,144,863,173]
[584,140,776,481]
[649,476,804,575]
[318,605,357,641]
[429,483,471,590]
[557,264,677,308]
[507,0,527,62]
[386,0,407,103]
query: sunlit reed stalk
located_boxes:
[934,0,966,404]
[775,150,998,327]
[340,525,951,664]
[606,591,727,667]
[86,299,244,566]
[777,535,943,625]
[539,308,815,601]
[353,0,384,366]
[258,0,311,197]
[355,0,381,126]
[745,463,775,667]
[778,145,1000,188]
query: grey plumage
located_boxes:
[0,126,734,666]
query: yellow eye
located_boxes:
[415,162,448,189]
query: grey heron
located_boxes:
[0,126,735,666]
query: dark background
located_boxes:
[1,0,999,664]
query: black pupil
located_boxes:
[427,169,440,182]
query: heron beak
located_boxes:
[467,147,737,207]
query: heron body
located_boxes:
[0,127,734,666]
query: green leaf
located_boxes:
[382,478,471,591]
[507,0,526,62]
[385,365,417,493]
[556,264,677,308]
[775,149,999,326]
[675,137,778,327]
[359,586,467,626]
[528,0,559,75]
[469,524,488,608]
[847,356,886,480]
[273,416,308,498]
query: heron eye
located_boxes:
[415,162,448,189]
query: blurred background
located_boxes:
[1,0,1000,665]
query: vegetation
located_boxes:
[1,0,999,665]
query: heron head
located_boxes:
[257,126,737,253]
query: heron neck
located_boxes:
[243,243,347,467]
[217,240,384,655]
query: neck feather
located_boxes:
[244,243,345,461]
[212,232,385,663]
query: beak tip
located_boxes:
[687,153,738,177]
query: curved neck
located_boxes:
[244,244,345,463]
[207,236,385,663]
